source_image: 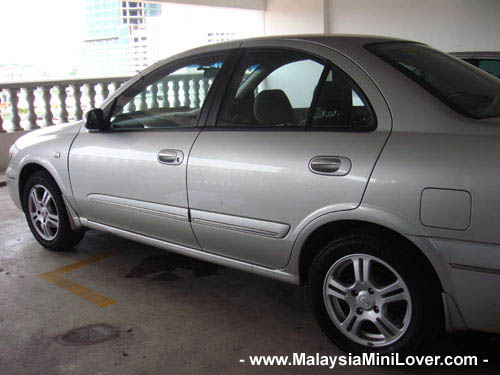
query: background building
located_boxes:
[82,0,264,77]
[82,0,163,76]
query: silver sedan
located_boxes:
[6,35,500,355]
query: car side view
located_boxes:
[6,35,500,355]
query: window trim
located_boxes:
[101,49,234,132]
[208,46,377,132]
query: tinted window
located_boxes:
[219,50,325,127]
[110,54,225,129]
[219,49,374,129]
[368,43,500,119]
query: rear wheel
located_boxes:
[308,232,440,355]
[23,171,84,251]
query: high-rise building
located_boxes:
[82,0,162,76]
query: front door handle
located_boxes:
[158,149,184,165]
[309,156,351,176]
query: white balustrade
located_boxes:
[57,85,69,124]
[0,74,211,133]
[150,83,159,109]
[161,80,169,108]
[171,79,181,108]
[24,87,39,130]
[42,86,54,127]
[72,84,83,121]
[8,88,22,131]
[0,77,129,132]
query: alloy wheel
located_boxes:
[323,253,412,347]
[28,184,59,241]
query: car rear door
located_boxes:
[187,39,392,268]
[69,50,232,249]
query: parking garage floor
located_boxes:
[1,186,500,375]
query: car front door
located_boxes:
[187,40,392,268]
[69,51,230,248]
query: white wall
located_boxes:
[0,131,28,170]
[328,0,500,52]
[264,0,328,35]
[259,59,324,107]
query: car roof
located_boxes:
[137,34,413,81]
[186,34,412,55]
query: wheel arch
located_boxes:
[296,219,444,298]
[18,160,82,230]
[18,163,57,207]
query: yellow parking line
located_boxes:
[38,250,119,308]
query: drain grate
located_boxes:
[56,323,120,346]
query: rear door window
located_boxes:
[217,49,375,130]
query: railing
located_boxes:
[0,77,131,132]
[123,74,213,113]
[0,74,213,133]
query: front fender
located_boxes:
[11,122,83,223]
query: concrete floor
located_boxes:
[1,187,500,375]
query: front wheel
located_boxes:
[23,170,85,251]
[308,232,440,355]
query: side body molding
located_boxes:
[190,210,290,239]
[87,194,189,222]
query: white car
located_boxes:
[7,35,500,355]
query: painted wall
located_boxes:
[264,0,327,35]
[328,0,500,52]
[0,132,28,170]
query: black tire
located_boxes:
[308,231,441,355]
[22,170,85,251]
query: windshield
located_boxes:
[367,42,500,119]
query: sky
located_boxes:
[2,0,85,67]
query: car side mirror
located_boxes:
[85,108,109,130]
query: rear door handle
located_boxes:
[158,149,184,165]
[309,156,351,176]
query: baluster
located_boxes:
[140,91,147,110]
[182,79,191,108]
[8,88,22,131]
[101,82,110,101]
[192,79,200,108]
[161,79,169,108]
[111,81,120,94]
[110,81,122,98]
[87,83,96,109]
[72,84,83,120]
[151,83,159,109]
[172,79,180,107]
[128,97,136,112]
[199,78,209,104]
[57,85,68,123]
[0,92,4,132]
[42,86,53,126]
[24,87,39,130]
